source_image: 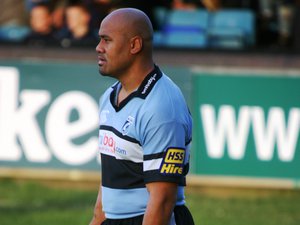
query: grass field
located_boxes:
[1,179,300,225]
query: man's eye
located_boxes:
[101,38,109,43]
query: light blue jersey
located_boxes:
[98,65,192,219]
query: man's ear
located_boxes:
[130,36,143,54]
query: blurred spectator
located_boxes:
[51,0,67,31]
[172,0,202,10]
[200,0,258,11]
[201,0,221,11]
[277,0,295,47]
[24,3,59,46]
[59,1,97,47]
[25,0,67,31]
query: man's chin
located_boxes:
[99,69,110,77]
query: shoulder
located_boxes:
[150,74,186,109]
[143,74,189,124]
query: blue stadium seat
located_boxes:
[163,28,208,48]
[162,9,209,48]
[153,31,164,47]
[166,9,209,29]
[0,25,30,42]
[208,10,255,49]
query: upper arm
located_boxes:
[143,182,178,225]
[146,181,178,201]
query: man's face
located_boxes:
[95,18,132,78]
[30,6,52,34]
[66,6,90,33]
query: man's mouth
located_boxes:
[98,56,106,66]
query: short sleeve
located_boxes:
[142,120,188,185]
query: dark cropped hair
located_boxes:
[66,0,89,13]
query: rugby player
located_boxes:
[90,8,194,225]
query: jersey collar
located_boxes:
[110,65,163,111]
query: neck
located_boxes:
[120,62,154,92]
[117,62,154,105]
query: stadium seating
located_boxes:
[0,25,30,42]
[0,8,256,50]
[207,9,255,49]
[154,8,256,49]
[161,9,209,48]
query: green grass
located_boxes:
[1,179,300,225]
[186,187,300,225]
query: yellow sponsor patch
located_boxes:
[160,148,185,176]
[165,148,185,163]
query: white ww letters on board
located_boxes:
[201,104,300,162]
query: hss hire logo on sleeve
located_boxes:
[160,148,185,176]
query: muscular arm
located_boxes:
[89,184,106,225]
[143,182,178,225]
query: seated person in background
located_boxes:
[201,0,221,11]
[25,0,67,31]
[172,0,203,10]
[59,1,97,47]
[24,3,59,45]
[51,0,68,32]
